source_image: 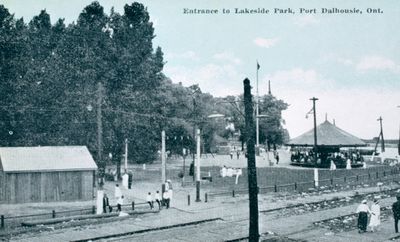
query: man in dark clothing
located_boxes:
[275,152,280,165]
[356,199,370,233]
[393,196,400,233]
[103,194,110,214]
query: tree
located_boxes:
[258,94,289,150]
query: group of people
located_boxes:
[356,199,381,233]
[101,184,124,213]
[356,196,400,234]
[101,181,174,214]
[146,191,162,210]
[146,181,173,210]
[229,150,241,160]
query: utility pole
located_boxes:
[124,138,128,172]
[192,96,196,181]
[196,128,201,202]
[378,116,385,153]
[161,130,166,195]
[310,97,318,163]
[268,80,271,95]
[97,82,104,184]
[397,106,400,155]
[244,78,259,242]
[181,136,186,182]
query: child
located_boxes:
[117,195,124,212]
[146,192,154,209]
[154,191,161,210]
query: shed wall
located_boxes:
[0,171,94,204]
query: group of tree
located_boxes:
[0,2,289,173]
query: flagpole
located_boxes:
[256,61,260,149]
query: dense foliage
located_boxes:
[0,2,289,170]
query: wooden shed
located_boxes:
[0,146,97,204]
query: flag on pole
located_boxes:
[257,62,260,70]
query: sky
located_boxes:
[2,0,400,139]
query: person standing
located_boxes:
[117,195,124,212]
[168,188,173,207]
[369,199,381,232]
[115,184,122,199]
[275,152,280,165]
[230,151,233,159]
[103,194,110,214]
[357,200,371,233]
[392,196,400,233]
[346,158,352,170]
[146,192,154,209]
[236,150,240,159]
[163,190,170,209]
[154,190,161,210]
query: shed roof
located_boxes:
[286,120,366,147]
[0,146,97,173]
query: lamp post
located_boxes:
[310,97,318,162]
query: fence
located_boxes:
[208,167,400,198]
[0,201,149,230]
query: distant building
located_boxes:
[0,146,97,204]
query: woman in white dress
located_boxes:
[346,158,352,170]
[369,199,381,232]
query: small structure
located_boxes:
[287,120,366,168]
[0,146,97,203]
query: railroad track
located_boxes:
[4,186,400,241]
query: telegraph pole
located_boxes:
[124,138,128,172]
[195,128,201,202]
[97,82,104,186]
[310,97,318,162]
[191,96,197,181]
[397,106,400,155]
[244,78,259,242]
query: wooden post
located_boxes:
[132,201,135,210]
[1,215,4,229]
[188,195,190,206]
[196,128,201,202]
[274,184,277,192]
[244,78,259,241]
[52,210,56,218]
[161,130,166,199]
[96,82,104,184]
[294,182,297,191]
[92,206,96,214]
[232,190,235,197]
[205,193,208,203]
